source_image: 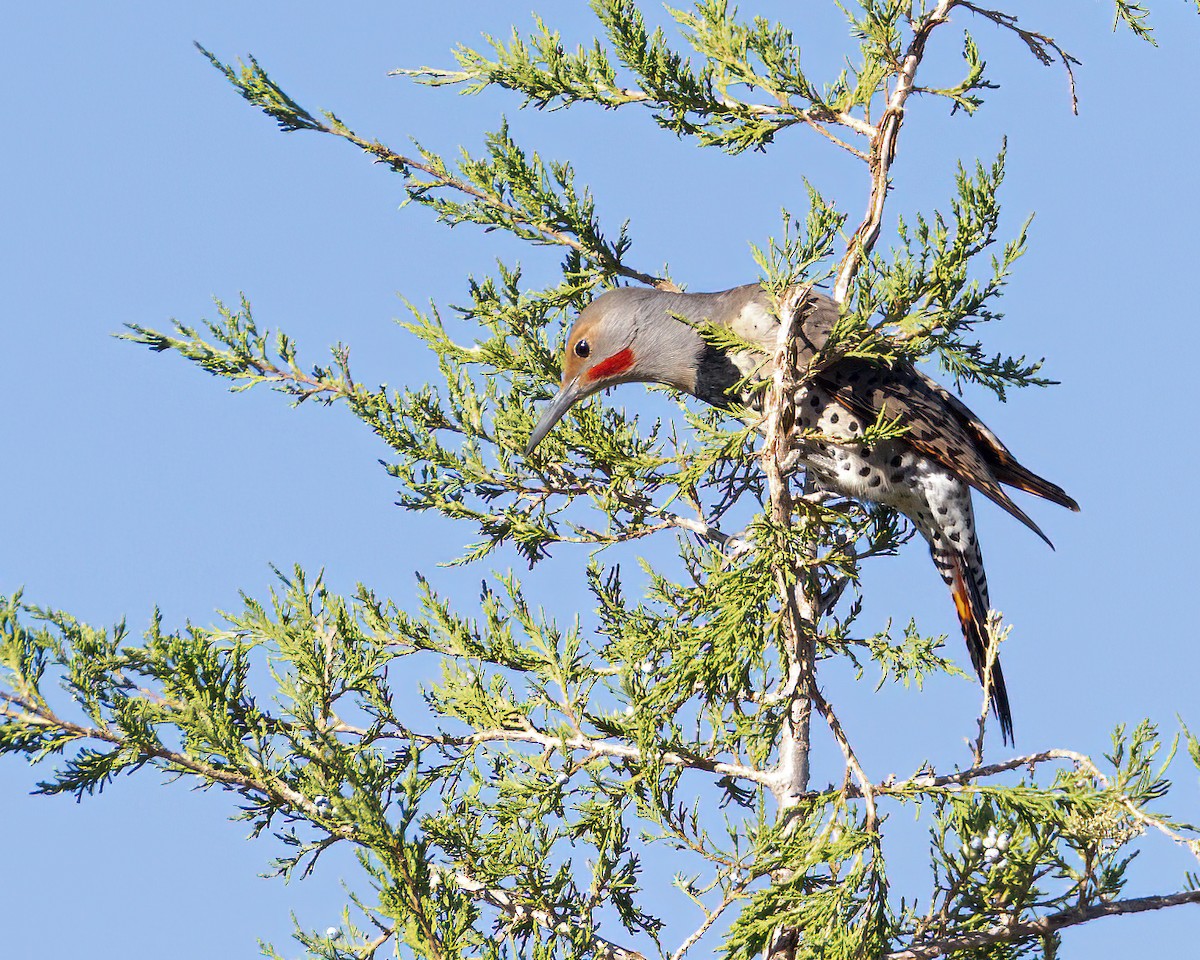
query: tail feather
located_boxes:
[989,460,1080,513]
[914,369,1080,515]
[976,484,1056,551]
[948,555,1014,745]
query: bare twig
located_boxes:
[669,886,747,960]
[884,889,1200,959]
[834,1,956,303]
[356,925,395,959]
[760,287,821,960]
[810,685,877,830]
[971,612,1006,766]
[881,748,1091,795]
[959,2,1080,113]
[433,726,769,787]
[450,869,647,960]
[872,747,1200,863]
[763,285,817,811]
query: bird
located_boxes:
[524,283,1079,743]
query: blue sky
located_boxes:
[3,2,1198,956]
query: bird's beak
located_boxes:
[525,377,584,455]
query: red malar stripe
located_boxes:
[586,347,635,381]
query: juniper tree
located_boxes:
[3,3,1200,959]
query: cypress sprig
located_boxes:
[5,5,1200,959]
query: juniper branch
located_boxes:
[959,2,1080,112]
[400,4,876,158]
[197,45,677,292]
[835,0,957,303]
[884,889,1200,959]
[2,686,652,959]
[436,726,771,786]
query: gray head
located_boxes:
[524,288,707,454]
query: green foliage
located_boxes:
[1113,1,1158,44]
[748,185,845,298]
[856,144,1045,399]
[921,31,998,115]
[6,4,1200,960]
[196,44,324,132]
[405,0,884,155]
[196,46,660,289]
[7,577,1197,959]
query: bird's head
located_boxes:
[525,293,646,455]
[525,288,715,454]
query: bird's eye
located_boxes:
[574,339,590,359]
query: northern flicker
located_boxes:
[525,284,1079,743]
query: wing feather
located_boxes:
[817,359,1057,546]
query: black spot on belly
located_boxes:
[937,506,948,515]
[868,475,882,488]
[890,472,905,483]
[858,466,871,477]
[810,395,821,408]
[949,531,961,543]
[891,455,903,467]
[830,412,839,424]
[848,421,859,432]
